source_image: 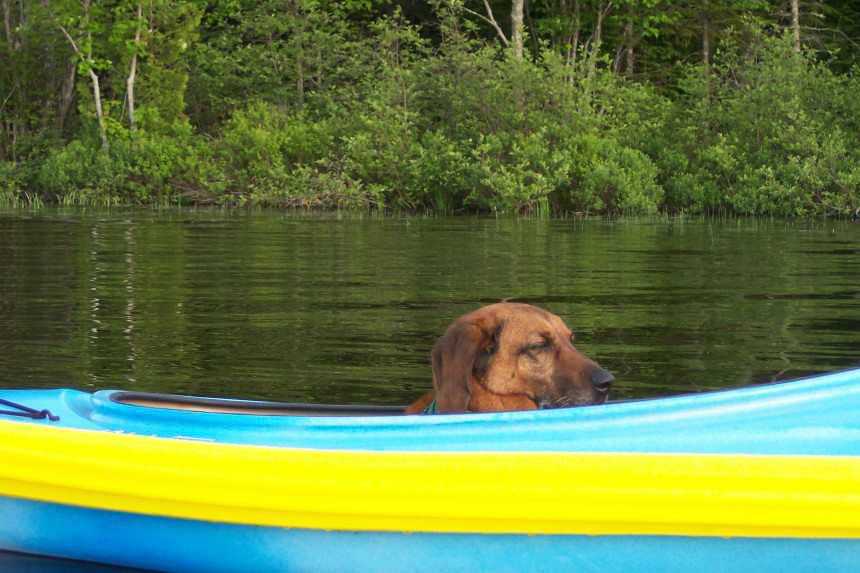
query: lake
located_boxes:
[1,209,858,405]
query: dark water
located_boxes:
[1,209,858,405]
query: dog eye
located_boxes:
[485,343,496,355]
[526,339,551,352]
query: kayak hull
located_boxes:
[3,496,859,573]
[3,368,860,571]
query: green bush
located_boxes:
[0,162,40,207]
[216,101,342,202]
[217,102,292,197]
[566,134,662,214]
[32,119,215,206]
[660,32,860,215]
[10,5,860,217]
[251,162,383,209]
[406,131,477,212]
[469,129,569,214]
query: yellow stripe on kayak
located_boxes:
[2,419,860,538]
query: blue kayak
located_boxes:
[2,368,860,572]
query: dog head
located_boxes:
[431,303,613,413]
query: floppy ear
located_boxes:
[431,321,488,413]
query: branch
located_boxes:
[482,0,510,46]
[462,1,509,47]
[0,86,14,113]
[599,1,614,22]
[57,23,82,56]
[803,25,860,49]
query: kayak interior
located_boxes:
[111,391,406,417]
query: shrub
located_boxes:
[566,134,662,214]
[251,162,383,209]
[0,162,40,207]
[217,101,341,201]
[32,118,214,206]
[660,31,860,215]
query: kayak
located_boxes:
[2,368,860,572]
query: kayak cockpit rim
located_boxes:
[110,391,407,417]
[35,367,860,418]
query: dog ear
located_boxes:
[431,321,491,413]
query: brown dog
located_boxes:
[405,303,613,414]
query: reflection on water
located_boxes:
[1,210,858,404]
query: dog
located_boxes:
[405,303,613,414]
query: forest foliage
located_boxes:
[2,0,860,215]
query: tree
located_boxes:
[109,0,200,130]
[52,0,109,149]
[1,0,23,160]
[126,1,144,129]
[511,0,524,57]
[790,0,800,51]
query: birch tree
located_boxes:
[126,1,145,129]
[52,0,109,149]
[511,0,524,57]
[790,0,800,51]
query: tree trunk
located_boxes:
[2,0,13,158]
[625,14,635,77]
[2,0,11,45]
[560,0,581,66]
[58,19,109,150]
[701,0,711,98]
[570,0,580,66]
[57,59,77,132]
[126,2,143,129]
[790,0,800,52]
[614,18,634,76]
[593,2,605,53]
[524,0,539,57]
[296,53,304,109]
[127,51,138,128]
[88,68,108,149]
[588,2,610,77]
[295,22,304,109]
[0,0,8,161]
[5,0,34,160]
[290,3,305,109]
[511,0,524,59]
[626,41,634,76]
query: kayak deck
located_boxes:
[3,367,860,454]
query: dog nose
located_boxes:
[590,368,614,392]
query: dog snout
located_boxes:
[590,367,614,393]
